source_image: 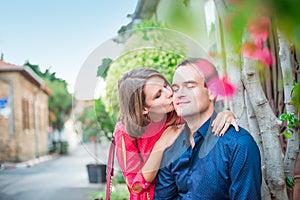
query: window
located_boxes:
[22,98,30,130]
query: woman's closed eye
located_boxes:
[154,90,162,99]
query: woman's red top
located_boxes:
[114,114,172,200]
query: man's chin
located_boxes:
[176,108,186,117]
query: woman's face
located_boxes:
[143,76,175,118]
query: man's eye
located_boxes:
[172,87,179,92]
[186,84,195,88]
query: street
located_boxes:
[0,142,109,200]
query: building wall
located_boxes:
[0,78,17,161]
[0,72,49,162]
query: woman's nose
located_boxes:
[165,87,173,97]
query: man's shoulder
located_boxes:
[219,126,256,144]
[162,125,190,165]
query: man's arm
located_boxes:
[154,164,179,200]
[229,132,262,199]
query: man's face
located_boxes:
[172,64,214,119]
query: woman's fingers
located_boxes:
[212,110,239,136]
[231,120,239,132]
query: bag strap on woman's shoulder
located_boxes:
[106,136,115,200]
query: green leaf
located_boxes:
[279,114,288,121]
[286,176,295,188]
[284,131,292,139]
[291,82,300,113]
[97,58,112,79]
[294,118,299,127]
[183,0,190,7]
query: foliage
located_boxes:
[76,104,101,142]
[279,113,299,139]
[286,176,295,189]
[290,82,300,114]
[225,0,300,51]
[89,173,128,199]
[76,99,114,142]
[24,61,72,132]
[89,171,127,199]
[97,58,112,79]
[89,183,129,200]
[104,48,184,119]
[102,20,186,119]
[94,98,115,140]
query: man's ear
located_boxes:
[208,89,217,101]
[142,107,149,115]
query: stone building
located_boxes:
[0,60,51,162]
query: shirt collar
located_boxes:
[195,111,217,138]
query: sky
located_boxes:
[0,0,138,93]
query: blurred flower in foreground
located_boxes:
[241,16,274,67]
[248,16,271,47]
[241,41,273,67]
[207,76,236,99]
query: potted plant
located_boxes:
[76,99,114,183]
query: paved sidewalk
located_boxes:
[0,138,111,171]
[0,142,110,200]
[0,153,60,171]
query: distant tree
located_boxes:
[94,98,115,140]
[77,104,100,142]
[24,61,72,135]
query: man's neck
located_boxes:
[185,108,214,133]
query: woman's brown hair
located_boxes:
[118,68,179,138]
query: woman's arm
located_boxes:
[114,122,183,194]
[211,110,239,136]
[141,125,184,183]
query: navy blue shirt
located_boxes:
[154,112,262,200]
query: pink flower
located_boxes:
[254,48,273,67]
[207,76,235,98]
[241,41,274,67]
[241,41,259,59]
[248,16,271,43]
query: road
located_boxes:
[0,142,110,200]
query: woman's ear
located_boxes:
[142,107,149,115]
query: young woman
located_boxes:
[113,68,238,200]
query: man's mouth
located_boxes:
[176,101,189,106]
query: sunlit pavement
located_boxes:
[0,142,111,200]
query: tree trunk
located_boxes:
[242,58,288,200]
[245,90,271,200]
[226,47,250,129]
[278,30,299,200]
[214,0,250,129]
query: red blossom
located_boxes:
[207,76,235,98]
[241,41,273,67]
[248,16,271,42]
[254,48,273,67]
[241,41,259,59]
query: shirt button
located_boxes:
[144,182,149,186]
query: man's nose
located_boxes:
[174,87,184,97]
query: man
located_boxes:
[154,58,262,199]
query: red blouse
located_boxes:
[114,115,173,200]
